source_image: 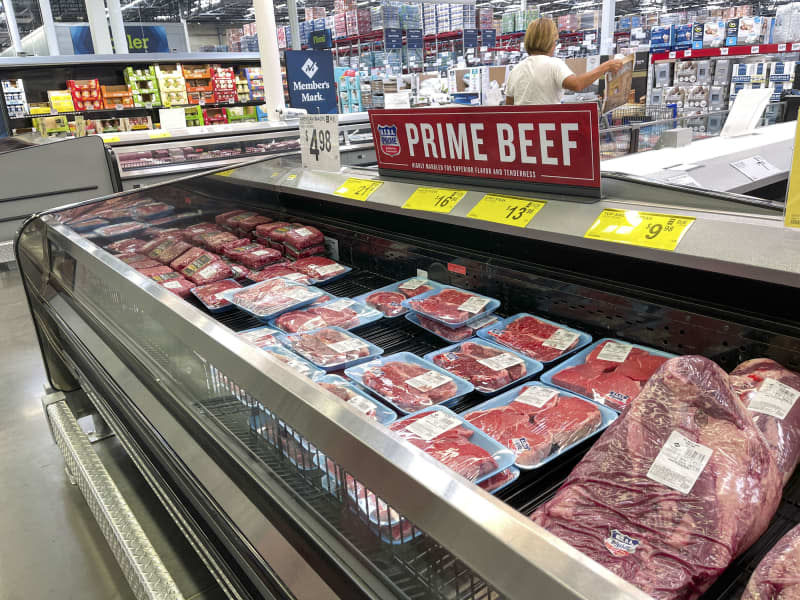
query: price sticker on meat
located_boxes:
[467,194,547,228]
[647,431,713,494]
[334,178,384,201]
[584,209,695,251]
[403,188,467,214]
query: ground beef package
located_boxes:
[254,221,290,240]
[284,226,324,250]
[147,239,192,264]
[204,232,239,253]
[192,279,242,310]
[237,247,283,270]
[117,252,150,265]
[131,259,162,271]
[223,211,258,231]
[106,238,147,254]
[159,277,195,298]
[215,209,249,226]
[291,256,349,283]
[237,215,272,236]
[171,248,217,272]
[185,259,233,285]
[180,252,219,279]
[137,265,174,278]
[285,244,326,260]
[223,241,265,260]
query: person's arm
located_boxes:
[505,96,514,105]
[562,59,623,92]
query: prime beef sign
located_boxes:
[369,104,601,197]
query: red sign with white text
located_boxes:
[369,104,601,196]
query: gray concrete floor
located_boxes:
[0,266,224,600]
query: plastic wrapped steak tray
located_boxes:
[171,248,216,272]
[231,278,322,318]
[285,244,326,260]
[248,263,310,284]
[274,300,362,333]
[192,279,241,310]
[215,209,249,226]
[290,256,349,282]
[159,278,195,298]
[284,328,375,368]
[284,226,324,250]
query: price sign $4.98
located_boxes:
[299,114,340,172]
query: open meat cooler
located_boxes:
[15,149,800,600]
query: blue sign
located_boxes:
[407,28,423,49]
[309,29,332,49]
[285,50,338,114]
[481,28,496,49]
[70,25,169,54]
[384,28,403,50]
[463,28,479,49]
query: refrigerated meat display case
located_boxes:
[16,149,800,600]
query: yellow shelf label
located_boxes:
[286,173,297,181]
[402,187,466,214]
[584,209,695,251]
[784,119,800,228]
[467,194,546,228]
[103,136,120,143]
[216,169,235,177]
[148,131,171,139]
[333,178,383,201]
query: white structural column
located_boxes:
[599,0,615,56]
[2,0,23,54]
[253,0,286,120]
[84,0,113,53]
[288,0,300,50]
[106,0,128,53]
[180,16,191,52]
[38,0,60,55]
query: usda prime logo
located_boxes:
[604,529,640,557]
[377,124,401,157]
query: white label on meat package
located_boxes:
[515,386,558,408]
[543,329,581,351]
[283,287,319,302]
[163,281,183,289]
[324,299,355,312]
[213,292,231,302]
[347,395,375,414]
[469,314,498,330]
[399,278,427,291]
[313,263,343,277]
[458,295,490,314]
[749,378,800,420]
[511,437,531,453]
[406,369,452,392]
[196,263,221,279]
[595,341,633,363]
[477,352,524,371]
[328,338,369,353]
[281,273,307,282]
[294,227,314,237]
[252,249,273,256]
[646,431,713,494]
[405,410,462,441]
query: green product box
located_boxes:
[184,105,204,125]
[123,66,158,83]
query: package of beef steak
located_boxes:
[532,356,783,600]
[190,278,242,312]
[345,352,473,414]
[229,277,324,320]
[290,256,351,284]
[730,358,800,485]
[425,339,540,394]
[131,202,174,221]
[356,278,444,318]
[237,247,283,270]
[741,524,800,600]
[480,313,592,364]
[105,238,148,254]
[478,467,520,494]
[185,260,233,285]
[159,277,195,298]
[284,225,324,250]
[247,263,311,285]
[238,326,281,348]
[407,312,499,343]
[315,375,397,425]
[271,298,381,333]
[71,218,109,232]
[237,215,272,236]
[405,285,500,328]
[540,338,675,412]
[93,221,149,240]
[465,382,614,469]
[171,247,217,272]
[284,244,326,260]
[279,326,382,370]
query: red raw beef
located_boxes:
[398,280,433,298]
[131,259,162,270]
[95,221,148,237]
[237,247,283,270]
[532,356,782,600]
[254,221,290,239]
[291,256,347,282]
[184,223,222,241]
[106,238,147,254]
[149,271,182,283]
[215,209,248,226]
[220,238,250,255]
[489,315,580,362]
[248,263,311,284]
[159,277,195,298]
[237,215,272,235]
[361,361,458,412]
[275,304,360,333]
[616,354,669,381]
[146,227,185,242]
[551,363,607,397]
[432,341,526,393]
[586,341,651,371]
[479,468,517,492]
[232,278,319,317]
[117,252,150,264]
[416,314,499,342]
[224,262,251,281]
[146,238,190,263]
[238,327,279,347]
[185,260,234,285]
[741,524,800,600]
[365,291,407,317]
[192,279,241,310]
[267,223,303,244]
[222,211,257,231]
[131,202,173,219]
[171,248,217,272]
[317,381,377,420]
[731,358,800,485]
[285,244,326,260]
[286,328,370,367]
[409,288,489,324]
[223,241,263,260]
[284,225,324,250]
[137,265,174,278]
[588,372,643,409]
[203,232,239,253]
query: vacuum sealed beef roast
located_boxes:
[741,524,800,600]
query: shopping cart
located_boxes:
[599,104,679,158]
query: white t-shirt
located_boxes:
[506,55,575,105]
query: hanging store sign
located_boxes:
[70,25,170,53]
[309,29,332,49]
[407,29,423,49]
[384,28,403,50]
[369,104,601,196]
[481,29,497,49]
[285,50,338,114]
[463,29,479,49]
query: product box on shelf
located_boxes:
[48,90,76,113]
[226,106,258,122]
[101,85,134,109]
[28,102,51,115]
[184,105,204,126]
[714,59,732,85]
[203,107,227,124]
[131,89,161,107]
[664,85,686,108]
[182,65,212,80]
[2,79,28,118]
[675,60,698,84]
[768,80,790,102]
[738,16,763,45]
[773,2,800,43]
[123,66,157,82]
[769,61,796,82]
[674,23,693,50]
[650,25,674,52]
[650,87,664,105]
[33,115,69,135]
[695,60,713,84]
[189,91,216,105]
[653,62,672,87]
[709,85,727,109]
[685,85,710,109]
[692,23,704,49]
[725,18,739,46]
[121,116,153,131]
[702,20,726,48]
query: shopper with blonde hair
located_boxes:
[506,18,623,105]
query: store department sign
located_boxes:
[70,25,169,53]
[369,104,601,196]
[285,50,338,114]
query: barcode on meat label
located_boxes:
[749,378,800,420]
[469,314,498,330]
[458,295,491,314]
[347,395,375,415]
[313,263,344,277]
[515,386,558,408]
[184,255,214,275]
[163,281,183,289]
[294,227,313,237]
[283,287,319,302]
[282,273,306,282]
[511,437,531,452]
[543,329,581,351]
[406,369,453,392]
[252,250,272,256]
[595,341,633,363]
[196,263,221,279]
[477,352,524,371]
[646,431,713,494]
[325,299,355,311]
[328,338,369,353]
[399,278,427,291]
[405,411,462,441]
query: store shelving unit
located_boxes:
[651,42,800,62]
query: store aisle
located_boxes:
[0,266,136,600]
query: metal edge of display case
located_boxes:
[0,53,264,69]
[36,218,652,600]
[211,160,800,289]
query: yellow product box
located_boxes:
[47,90,75,113]
[28,102,52,115]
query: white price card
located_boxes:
[730,155,781,181]
[720,47,729,55]
[458,296,490,314]
[595,341,633,363]
[399,278,428,291]
[666,173,701,188]
[646,431,713,494]
[779,44,788,52]
[328,338,369,353]
[405,410,462,440]
[543,329,580,351]
[406,370,452,392]
[299,114,340,173]
[749,378,800,419]
[477,352,523,371]
[515,386,558,408]
[347,395,375,415]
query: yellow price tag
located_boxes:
[467,194,546,228]
[784,119,800,228]
[103,136,120,143]
[334,178,383,201]
[148,131,171,139]
[286,173,297,181]
[216,169,236,177]
[584,209,695,251]
[402,187,466,214]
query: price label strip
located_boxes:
[402,188,467,214]
[104,136,121,143]
[584,209,695,252]
[334,178,384,201]
[466,193,546,228]
[216,169,236,177]
[148,131,171,139]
